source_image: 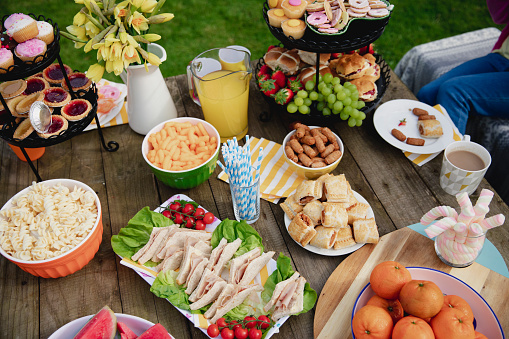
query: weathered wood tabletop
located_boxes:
[1,70,508,339]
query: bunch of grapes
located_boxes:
[286,73,367,127]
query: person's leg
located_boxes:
[435,70,509,133]
[417,53,508,106]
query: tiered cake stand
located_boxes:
[0,14,119,181]
[258,2,392,124]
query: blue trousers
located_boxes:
[417,53,509,134]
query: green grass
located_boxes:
[3,0,503,81]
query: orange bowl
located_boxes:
[0,179,103,278]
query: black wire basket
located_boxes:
[255,53,391,125]
[263,2,391,53]
[0,14,61,81]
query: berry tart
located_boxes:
[23,76,50,95]
[61,72,92,92]
[16,92,44,114]
[42,63,73,85]
[60,98,92,121]
[42,87,71,107]
[37,114,68,138]
[0,79,27,99]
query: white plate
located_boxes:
[352,267,504,339]
[284,190,373,256]
[84,79,127,131]
[48,313,174,338]
[373,99,455,153]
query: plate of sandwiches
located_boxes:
[373,99,455,154]
[281,173,379,256]
[113,194,313,338]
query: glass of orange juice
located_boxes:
[187,48,252,142]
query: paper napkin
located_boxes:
[218,137,306,204]
[404,104,462,166]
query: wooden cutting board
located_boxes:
[313,227,509,339]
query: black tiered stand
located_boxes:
[259,2,392,124]
[0,14,119,182]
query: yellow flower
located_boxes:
[126,34,140,48]
[128,11,149,34]
[145,52,161,66]
[114,1,129,24]
[87,63,105,82]
[96,44,109,61]
[84,21,101,38]
[138,34,161,42]
[105,34,120,48]
[74,0,85,4]
[147,13,174,24]
[67,25,87,41]
[130,0,145,8]
[141,0,158,13]
[73,12,87,26]
[109,41,123,61]
[105,59,124,76]
[123,45,141,67]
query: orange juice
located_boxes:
[198,70,250,142]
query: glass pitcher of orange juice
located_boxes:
[187,47,252,142]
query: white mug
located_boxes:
[440,135,491,195]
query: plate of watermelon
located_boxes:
[48,305,174,339]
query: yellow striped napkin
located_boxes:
[218,137,306,204]
[404,105,462,166]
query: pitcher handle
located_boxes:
[186,64,201,106]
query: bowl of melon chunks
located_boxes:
[48,305,174,339]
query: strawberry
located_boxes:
[274,88,294,105]
[257,73,270,87]
[267,45,277,52]
[331,52,340,59]
[368,44,375,54]
[287,76,303,93]
[398,118,407,126]
[257,64,271,79]
[271,69,286,88]
[259,79,280,97]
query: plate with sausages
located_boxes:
[373,99,455,153]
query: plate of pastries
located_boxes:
[281,173,379,256]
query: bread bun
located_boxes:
[298,65,332,85]
[263,47,301,75]
[350,77,377,102]
[298,50,330,66]
[335,53,371,80]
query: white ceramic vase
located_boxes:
[121,43,177,135]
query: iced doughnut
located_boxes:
[347,8,367,17]
[368,8,389,17]
[307,12,329,26]
[99,85,121,100]
[349,0,369,8]
[97,98,116,114]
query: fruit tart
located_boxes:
[7,96,26,117]
[37,114,68,138]
[0,79,27,99]
[16,92,44,114]
[13,118,34,140]
[61,72,92,92]
[42,87,71,107]
[23,76,49,95]
[61,99,92,121]
[42,63,73,85]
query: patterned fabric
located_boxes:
[395,28,501,95]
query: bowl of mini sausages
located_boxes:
[282,123,344,179]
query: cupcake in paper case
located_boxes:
[5,14,39,43]
[35,21,54,45]
[14,38,47,62]
[0,48,14,73]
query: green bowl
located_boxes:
[142,117,220,189]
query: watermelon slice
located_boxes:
[117,322,137,339]
[73,306,117,339]
[137,323,171,339]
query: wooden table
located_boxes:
[1,70,508,339]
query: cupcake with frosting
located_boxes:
[5,14,39,43]
[0,48,14,73]
[14,38,47,62]
[35,21,54,45]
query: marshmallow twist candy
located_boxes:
[480,214,506,231]
[421,206,458,226]
[472,189,494,223]
[424,217,457,238]
[453,222,468,244]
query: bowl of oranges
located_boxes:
[351,261,503,339]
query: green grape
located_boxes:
[317,101,325,111]
[344,81,354,89]
[332,108,340,115]
[297,90,308,99]
[336,91,346,101]
[342,97,352,106]
[322,107,331,116]
[313,74,323,84]
[331,77,341,85]
[348,117,357,127]
[305,81,315,91]
[351,109,361,119]
[323,73,333,84]
[298,105,310,114]
[359,111,366,120]
[327,101,334,109]
[327,93,336,104]
[317,93,325,102]
[309,91,319,101]
[350,101,358,109]
[294,97,304,106]
[304,98,312,106]
[340,111,349,120]
[333,84,343,93]
[321,87,332,97]
[333,101,343,112]
[343,88,351,97]
[287,103,298,113]
[356,119,363,127]
[351,89,359,98]
[344,106,353,115]
[317,82,326,92]
[357,101,365,109]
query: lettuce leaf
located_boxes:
[261,253,317,316]
[111,206,174,259]
[150,270,190,311]
[211,219,264,256]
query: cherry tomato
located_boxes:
[244,316,257,329]
[185,216,195,228]
[173,212,183,224]
[182,203,195,215]
[203,212,215,224]
[248,328,262,339]
[207,324,219,338]
[195,219,206,231]
[220,327,234,339]
[162,210,172,218]
[234,327,249,339]
[216,318,228,329]
[257,315,271,330]
[231,320,241,331]
[193,207,205,219]
[169,202,181,212]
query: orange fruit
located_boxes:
[352,305,393,339]
[399,280,444,319]
[474,331,489,339]
[366,294,404,323]
[392,316,435,339]
[369,261,412,299]
[441,295,474,324]
[430,308,475,339]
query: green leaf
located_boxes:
[150,270,190,310]
[211,219,264,256]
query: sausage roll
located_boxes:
[417,119,443,138]
[324,174,348,203]
[352,218,379,244]
[295,180,320,205]
[310,226,338,249]
[288,212,317,247]
[333,226,356,250]
[322,202,348,228]
[346,202,369,225]
[280,194,303,220]
[302,200,324,225]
